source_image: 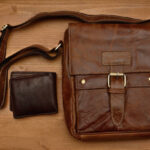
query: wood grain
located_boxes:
[0,0,150,149]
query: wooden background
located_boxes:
[0,0,150,149]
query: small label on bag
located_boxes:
[102,51,131,65]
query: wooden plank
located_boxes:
[0,0,150,149]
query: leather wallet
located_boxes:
[9,72,58,118]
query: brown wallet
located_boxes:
[9,72,58,118]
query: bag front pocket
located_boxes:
[75,73,150,134]
[75,75,114,133]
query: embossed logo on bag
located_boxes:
[102,51,131,65]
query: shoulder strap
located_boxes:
[0,11,147,108]
[0,41,63,109]
[0,11,144,63]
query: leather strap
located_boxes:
[0,26,11,62]
[0,11,148,108]
[0,41,63,108]
[0,11,145,65]
[108,76,126,127]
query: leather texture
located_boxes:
[1,11,150,140]
[0,11,144,109]
[62,22,150,140]
[0,43,62,109]
[0,11,148,109]
[10,72,58,118]
[108,76,125,126]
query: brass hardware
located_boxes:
[148,77,150,81]
[108,72,126,88]
[1,24,8,31]
[81,79,86,85]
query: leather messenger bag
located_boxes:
[1,11,150,140]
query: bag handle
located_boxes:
[0,11,146,108]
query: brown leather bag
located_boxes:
[1,11,150,140]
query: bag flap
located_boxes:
[68,23,150,75]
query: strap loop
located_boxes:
[49,41,63,53]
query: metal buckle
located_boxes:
[108,72,126,88]
[1,24,8,31]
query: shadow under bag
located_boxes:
[1,11,150,140]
